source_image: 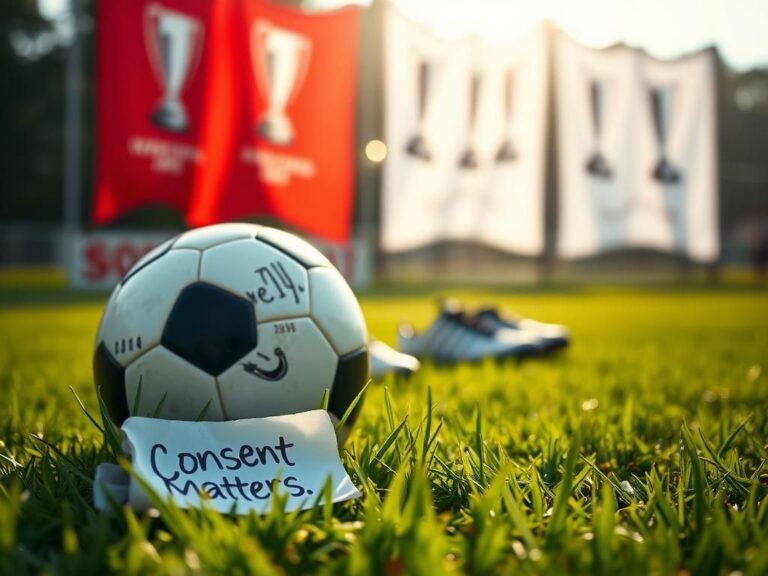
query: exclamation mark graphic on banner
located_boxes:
[585,78,613,179]
[405,59,433,161]
[459,72,481,169]
[145,3,203,133]
[649,85,681,184]
[496,68,518,163]
[252,20,312,146]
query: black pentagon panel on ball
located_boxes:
[328,346,369,427]
[161,282,257,376]
[121,235,179,287]
[93,341,129,425]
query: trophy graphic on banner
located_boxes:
[405,59,436,161]
[649,85,681,183]
[459,72,482,169]
[144,3,203,133]
[585,78,613,179]
[252,20,312,146]
[496,68,518,163]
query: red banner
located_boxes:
[93,0,359,243]
[93,0,212,223]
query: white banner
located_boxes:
[382,7,548,255]
[93,411,360,515]
[556,33,718,261]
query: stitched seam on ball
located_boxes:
[115,340,158,374]
[123,342,160,415]
[256,234,328,270]
[179,235,254,252]
[255,311,311,324]
[306,315,342,356]
[213,376,229,421]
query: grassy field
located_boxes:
[0,276,767,574]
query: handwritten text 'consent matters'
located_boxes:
[148,435,316,501]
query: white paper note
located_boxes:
[94,410,360,515]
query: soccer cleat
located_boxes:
[397,301,539,364]
[474,307,570,353]
[369,340,421,379]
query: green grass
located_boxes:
[0,280,767,574]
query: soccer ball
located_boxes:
[93,224,369,439]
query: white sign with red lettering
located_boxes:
[68,232,371,289]
[68,232,176,290]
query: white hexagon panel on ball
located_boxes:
[217,318,337,420]
[199,239,310,323]
[256,227,331,268]
[173,223,261,251]
[125,346,225,421]
[97,249,200,367]
[122,235,178,281]
[308,267,368,355]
